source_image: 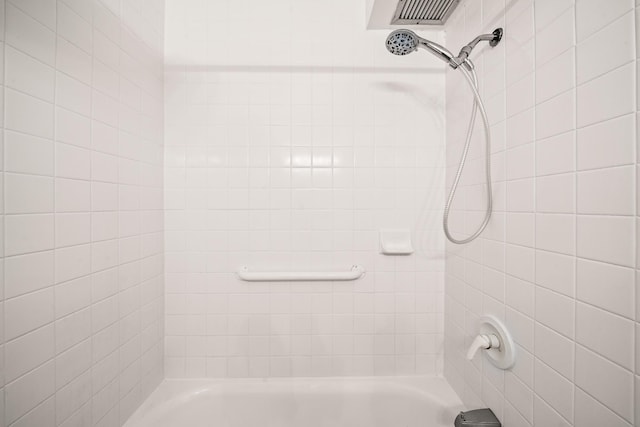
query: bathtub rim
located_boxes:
[124,375,465,427]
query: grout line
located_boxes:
[634,2,639,425]
[88,0,97,410]
[113,2,126,418]
[1,0,6,420]
[572,0,578,423]
[574,57,636,90]
[50,1,58,425]
[531,0,539,421]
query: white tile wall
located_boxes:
[444,0,638,426]
[6,0,638,423]
[1,1,165,426]
[163,0,446,378]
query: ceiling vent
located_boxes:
[391,0,460,25]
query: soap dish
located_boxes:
[379,229,414,255]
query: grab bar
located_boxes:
[237,265,365,282]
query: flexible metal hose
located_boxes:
[443,60,493,244]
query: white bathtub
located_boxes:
[123,376,464,427]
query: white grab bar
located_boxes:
[237,265,365,282]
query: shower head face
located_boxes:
[386,30,419,56]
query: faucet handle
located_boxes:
[466,334,500,360]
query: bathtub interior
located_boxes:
[123,376,464,427]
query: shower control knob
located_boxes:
[466,334,500,360]
[468,315,516,369]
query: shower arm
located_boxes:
[449,28,503,69]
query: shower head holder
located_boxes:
[449,27,503,69]
[489,28,503,47]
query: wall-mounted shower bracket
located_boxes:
[449,27,503,69]
[489,28,503,47]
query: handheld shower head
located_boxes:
[386,29,419,55]
[386,29,454,64]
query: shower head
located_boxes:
[385,29,454,64]
[386,29,419,55]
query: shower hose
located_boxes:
[442,59,493,244]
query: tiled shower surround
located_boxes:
[0,0,165,425]
[3,0,640,426]
[444,0,640,426]
[163,0,447,378]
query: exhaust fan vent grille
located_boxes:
[391,0,460,25]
